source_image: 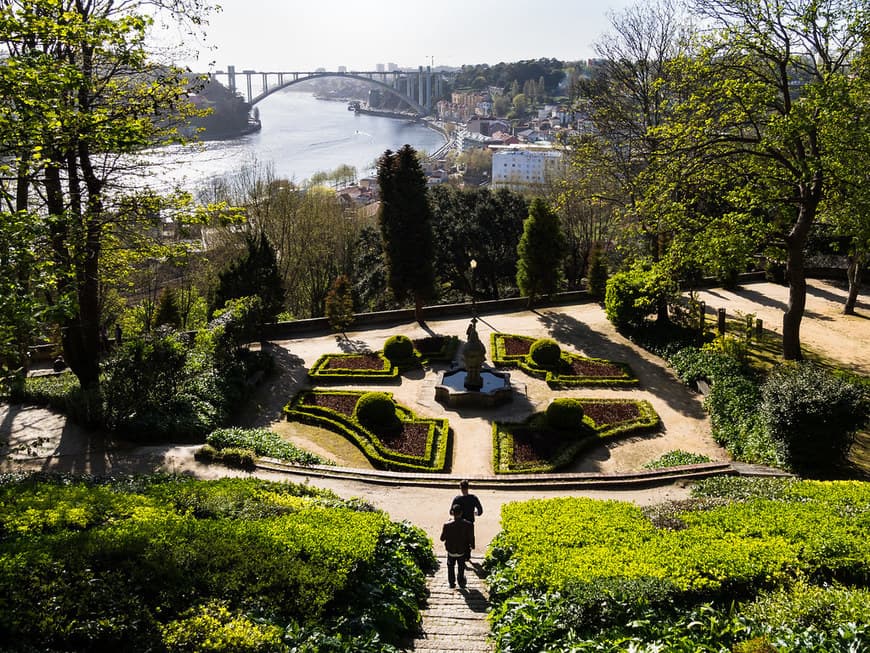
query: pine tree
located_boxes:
[516,198,565,306]
[586,245,608,300]
[153,287,181,329]
[377,145,436,322]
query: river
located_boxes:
[143,91,446,196]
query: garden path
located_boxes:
[409,555,492,652]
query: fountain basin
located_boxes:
[435,367,513,408]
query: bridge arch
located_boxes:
[248,72,428,115]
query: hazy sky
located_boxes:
[180,0,636,72]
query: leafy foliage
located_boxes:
[643,450,712,469]
[604,262,676,330]
[0,475,430,652]
[211,232,284,321]
[759,363,868,473]
[206,427,333,466]
[486,480,870,651]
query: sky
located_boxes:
[174,0,636,73]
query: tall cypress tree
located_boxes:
[516,198,566,306]
[377,145,436,322]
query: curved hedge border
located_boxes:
[492,399,660,473]
[491,333,638,388]
[308,336,460,383]
[283,390,451,473]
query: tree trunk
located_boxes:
[844,256,862,315]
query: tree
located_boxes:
[324,275,355,334]
[211,233,284,321]
[377,145,436,322]
[660,0,870,359]
[429,186,528,301]
[0,0,213,390]
[516,198,566,305]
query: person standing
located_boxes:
[451,479,483,564]
[440,503,474,588]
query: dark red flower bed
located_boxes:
[302,392,358,416]
[323,353,385,371]
[300,392,429,457]
[510,428,572,464]
[413,336,446,355]
[564,359,627,378]
[582,401,640,423]
[502,336,533,356]
[377,423,429,457]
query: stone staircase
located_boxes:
[408,555,493,652]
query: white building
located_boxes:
[490,145,565,191]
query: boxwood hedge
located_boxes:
[284,390,451,473]
[491,333,638,388]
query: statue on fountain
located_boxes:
[463,317,485,390]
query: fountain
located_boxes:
[435,317,513,408]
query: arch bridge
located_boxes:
[208,66,445,115]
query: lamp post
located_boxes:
[469,258,477,317]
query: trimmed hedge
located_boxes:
[383,335,414,363]
[284,390,451,473]
[546,398,585,431]
[491,333,638,388]
[486,480,870,652]
[493,399,660,474]
[0,475,435,652]
[308,351,398,382]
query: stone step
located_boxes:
[407,556,494,652]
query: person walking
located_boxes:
[451,479,483,565]
[440,503,474,589]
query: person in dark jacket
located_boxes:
[451,479,483,564]
[440,503,474,588]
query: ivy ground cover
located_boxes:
[284,390,451,472]
[491,333,638,387]
[0,475,436,652]
[486,478,870,652]
[493,399,660,473]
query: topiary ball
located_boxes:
[383,334,415,363]
[354,392,399,430]
[529,338,562,367]
[546,398,585,431]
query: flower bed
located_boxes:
[307,335,459,383]
[491,333,638,387]
[492,398,660,473]
[284,390,451,472]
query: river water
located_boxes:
[144,91,445,196]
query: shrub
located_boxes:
[206,427,332,466]
[604,262,675,330]
[354,392,399,430]
[760,363,868,472]
[545,398,585,431]
[324,275,355,333]
[383,334,414,363]
[644,450,712,469]
[529,338,561,367]
[160,601,287,652]
[215,447,256,469]
[586,245,608,299]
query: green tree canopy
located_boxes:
[516,198,566,304]
[377,145,436,321]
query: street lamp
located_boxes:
[469,258,477,317]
